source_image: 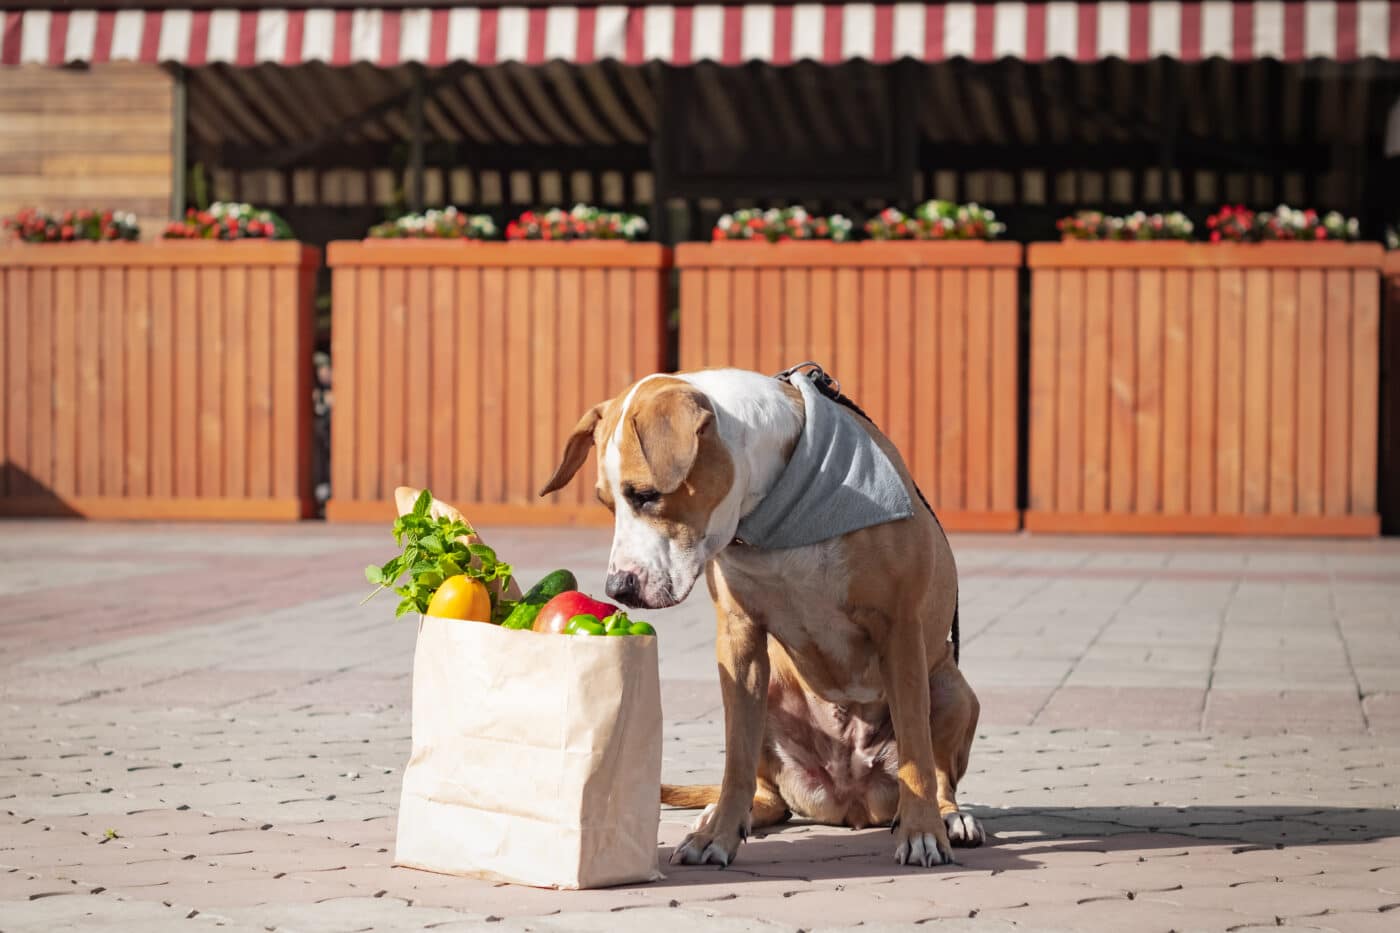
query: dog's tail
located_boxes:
[660,783,721,809]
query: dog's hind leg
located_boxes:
[929,660,984,847]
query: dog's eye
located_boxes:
[626,487,661,510]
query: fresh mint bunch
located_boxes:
[364,489,514,618]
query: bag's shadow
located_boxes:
[645,804,1400,888]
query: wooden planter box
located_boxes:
[1382,252,1400,535]
[325,241,670,525]
[1027,241,1383,536]
[677,242,1022,532]
[0,241,319,520]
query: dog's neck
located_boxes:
[676,369,804,522]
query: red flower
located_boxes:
[1314,226,1327,240]
[1210,231,1222,243]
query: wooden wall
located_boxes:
[0,64,172,236]
[677,242,1023,532]
[1027,242,1382,536]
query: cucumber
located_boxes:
[501,569,578,630]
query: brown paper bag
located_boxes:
[395,615,663,889]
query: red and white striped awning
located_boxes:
[3,2,1398,68]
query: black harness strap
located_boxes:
[774,362,961,666]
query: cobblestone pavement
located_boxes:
[2,520,1399,932]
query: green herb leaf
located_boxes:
[413,488,432,517]
[364,565,384,584]
[467,543,497,565]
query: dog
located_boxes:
[540,367,982,868]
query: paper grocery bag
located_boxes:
[395,615,663,889]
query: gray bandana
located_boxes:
[734,375,914,550]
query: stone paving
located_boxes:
[2,520,1399,932]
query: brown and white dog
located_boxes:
[540,368,982,868]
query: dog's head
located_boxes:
[540,376,738,609]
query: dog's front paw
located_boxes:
[944,810,985,847]
[672,807,749,868]
[893,816,953,867]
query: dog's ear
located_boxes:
[539,404,606,496]
[631,387,714,494]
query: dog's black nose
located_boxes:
[606,571,639,602]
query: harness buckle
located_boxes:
[774,361,842,400]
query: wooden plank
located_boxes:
[99,267,126,497]
[406,268,432,490]
[1189,269,1217,514]
[580,267,608,499]
[1215,268,1244,515]
[1024,509,1378,537]
[963,269,990,512]
[1134,270,1163,514]
[938,269,967,510]
[149,268,174,498]
[125,268,149,498]
[503,268,533,504]
[223,266,249,499]
[355,267,383,504]
[271,266,306,505]
[833,268,860,391]
[198,268,224,497]
[1322,269,1351,516]
[248,267,274,500]
[1296,269,1325,515]
[79,267,103,498]
[429,267,457,498]
[808,268,836,378]
[326,264,352,504]
[457,268,484,504]
[380,267,408,496]
[913,269,940,500]
[1027,241,1383,270]
[632,267,666,373]
[28,269,53,492]
[678,268,704,371]
[1241,269,1271,514]
[1108,269,1136,514]
[1268,270,1299,515]
[1161,269,1189,514]
[757,268,783,377]
[731,268,757,372]
[706,269,733,371]
[1350,269,1380,516]
[51,268,78,497]
[607,267,636,386]
[0,270,6,497]
[4,269,27,496]
[1052,268,1086,515]
[886,268,915,473]
[783,268,811,372]
[333,241,673,269]
[553,268,582,506]
[859,268,888,426]
[1082,269,1110,513]
[481,267,510,504]
[529,264,557,504]
[989,268,1018,513]
[1027,269,1057,512]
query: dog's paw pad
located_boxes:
[944,811,985,847]
[894,832,953,868]
[671,833,733,867]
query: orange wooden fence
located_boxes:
[1382,252,1400,535]
[1027,242,1383,536]
[677,242,1022,532]
[325,241,671,525]
[0,241,319,520]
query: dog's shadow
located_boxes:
[647,804,1400,888]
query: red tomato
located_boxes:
[533,591,619,634]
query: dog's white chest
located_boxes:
[715,542,884,704]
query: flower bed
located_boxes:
[162,202,294,240]
[1026,239,1382,536]
[505,204,647,241]
[4,207,139,243]
[0,240,319,520]
[676,239,1022,531]
[324,239,671,524]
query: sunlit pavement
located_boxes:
[3,520,1399,931]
